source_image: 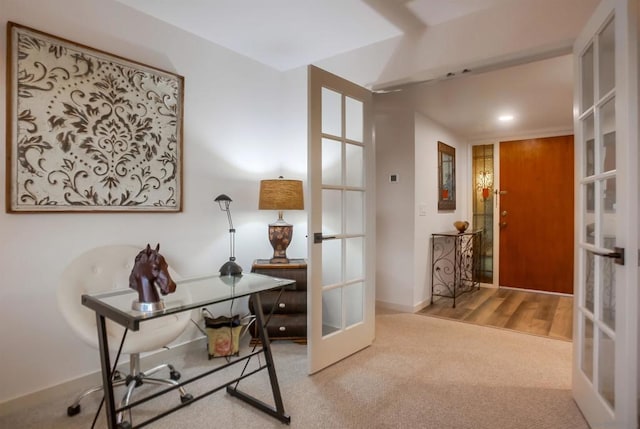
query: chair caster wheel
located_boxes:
[113,370,122,381]
[67,404,81,416]
[117,422,132,429]
[170,370,181,381]
[180,393,193,404]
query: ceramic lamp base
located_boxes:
[268,220,292,264]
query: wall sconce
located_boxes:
[214,194,243,276]
[258,176,304,264]
[476,171,493,200]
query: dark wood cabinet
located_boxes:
[249,259,307,343]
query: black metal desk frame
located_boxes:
[431,229,482,308]
[82,273,294,429]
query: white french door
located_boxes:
[307,65,375,373]
[572,0,639,428]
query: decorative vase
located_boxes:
[453,220,469,233]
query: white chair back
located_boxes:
[57,245,190,355]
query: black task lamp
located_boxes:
[214,194,243,276]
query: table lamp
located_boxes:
[258,177,304,263]
[214,194,243,276]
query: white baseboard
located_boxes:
[0,337,206,417]
[376,298,429,313]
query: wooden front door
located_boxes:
[498,135,574,294]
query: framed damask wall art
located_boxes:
[6,22,184,212]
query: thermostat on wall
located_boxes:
[389,173,399,183]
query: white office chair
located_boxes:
[57,245,193,420]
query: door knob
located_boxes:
[499,222,508,228]
[501,211,508,217]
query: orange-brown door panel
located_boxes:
[499,135,574,294]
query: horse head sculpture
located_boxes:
[129,244,176,311]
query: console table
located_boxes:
[431,229,482,308]
[82,273,295,429]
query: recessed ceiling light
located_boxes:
[498,115,514,122]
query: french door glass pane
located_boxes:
[344,282,364,327]
[584,113,595,176]
[322,88,341,137]
[322,288,341,335]
[601,253,616,330]
[585,183,595,244]
[598,17,615,97]
[345,143,364,187]
[322,238,342,286]
[322,138,342,186]
[581,44,594,113]
[582,316,594,381]
[602,132,616,175]
[600,100,616,173]
[345,96,363,142]
[345,236,364,281]
[598,330,615,408]
[601,177,617,220]
[585,250,595,313]
[322,189,342,235]
[345,191,364,234]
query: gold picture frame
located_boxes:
[6,22,184,213]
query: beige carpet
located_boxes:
[1,313,587,429]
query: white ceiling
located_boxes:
[405,0,516,27]
[405,54,574,141]
[115,0,575,141]
[116,0,517,71]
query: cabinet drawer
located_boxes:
[249,291,306,314]
[251,263,307,290]
[251,313,306,338]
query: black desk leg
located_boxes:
[96,313,118,429]
[226,292,290,424]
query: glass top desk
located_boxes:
[82,273,295,429]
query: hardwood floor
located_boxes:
[419,287,573,341]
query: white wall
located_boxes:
[0,0,307,403]
[374,93,466,312]
[373,92,416,309]
[414,113,467,308]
